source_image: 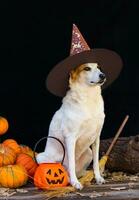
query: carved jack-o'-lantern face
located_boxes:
[46,168,65,185]
[34,163,69,189]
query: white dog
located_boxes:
[37,63,106,189]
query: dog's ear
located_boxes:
[69,69,76,86]
[69,65,84,86]
[70,69,75,79]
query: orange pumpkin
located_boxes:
[16,153,38,177]
[34,163,69,189]
[0,164,28,188]
[20,144,35,158]
[3,139,21,154]
[0,144,16,167]
[0,117,9,135]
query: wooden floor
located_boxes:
[0,174,139,200]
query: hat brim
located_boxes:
[46,49,123,97]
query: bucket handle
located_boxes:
[33,136,65,165]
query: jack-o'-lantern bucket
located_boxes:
[33,136,69,189]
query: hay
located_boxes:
[43,156,108,199]
[43,170,94,199]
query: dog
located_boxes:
[37,62,106,189]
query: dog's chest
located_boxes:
[77,109,104,139]
[61,92,105,137]
[74,96,105,150]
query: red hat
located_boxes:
[46,24,123,97]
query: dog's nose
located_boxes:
[99,73,106,80]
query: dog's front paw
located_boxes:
[71,180,83,190]
[96,176,105,185]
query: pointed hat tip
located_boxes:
[73,23,77,27]
[72,23,80,30]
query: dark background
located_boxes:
[0,0,139,149]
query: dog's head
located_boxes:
[69,63,106,87]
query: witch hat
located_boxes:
[46,24,123,97]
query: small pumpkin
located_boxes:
[0,164,28,188]
[0,116,9,135]
[16,153,38,177]
[3,139,21,154]
[20,144,35,158]
[0,144,16,167]
[34,163,69,189]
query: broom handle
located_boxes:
[105,115,129,156]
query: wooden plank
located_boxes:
[1,182,139,200]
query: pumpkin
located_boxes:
[16,153,38,177]
[0,144,16,167]
[20,144,35,158]
[0,164,28,188]
[0,116,9,135]
[34,163,69,189]
[3,139,21,154]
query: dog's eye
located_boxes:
[84,67,91,71]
